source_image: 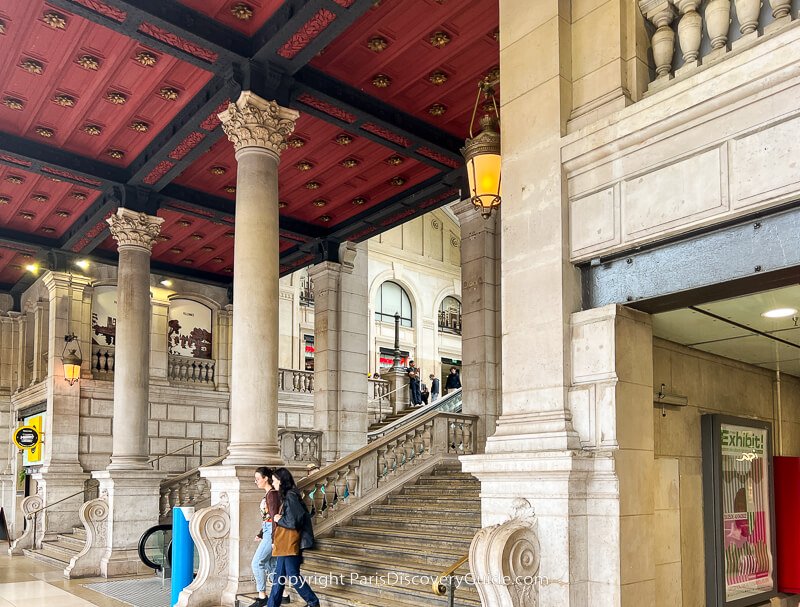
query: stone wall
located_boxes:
[652,338,800,607]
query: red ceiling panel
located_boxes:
[310,0,499,137]
[173,112,440,227]
[0,245,38,286]
[176,0,284,36]
[0,1,213,167]
[0,165,100,238]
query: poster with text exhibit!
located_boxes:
[720,423,774,601]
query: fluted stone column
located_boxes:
[188,92,298,606]
[91,208,166,577]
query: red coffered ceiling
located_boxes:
[173,112,440,227]
[0,244,38,286]
[0,0,213,167]
[310,0,499,138]
[0,164,100,238]
[176,0,283,36]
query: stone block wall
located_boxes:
[652,338,800,607]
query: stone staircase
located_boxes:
[23,526,86,569]
[367,404,421,433]
[300,463,481,607]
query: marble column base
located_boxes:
[32,469,88,539]
[461,451,621,607]
[91,469,165,577]
[195,465,268,605]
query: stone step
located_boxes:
[72,527,87,539]
[55,533,86,549]
[22,547,70,569]
[333,526,475,550]
[385,494,481,507]
[351,514,480,535]
[302,561,480,607]
[314,537,466,565]
[303,546,468,581]
[39,540,82,559]
[400,486,480,497]
[416,477,476,487]
[368,504,479,519]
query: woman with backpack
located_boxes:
[267,467,320,607]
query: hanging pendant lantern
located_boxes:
[461,76,501,219]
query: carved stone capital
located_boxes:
[106,208,164,253]
[219,91,300,157]
[469,497,541,607]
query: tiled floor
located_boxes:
[0,552,133,607]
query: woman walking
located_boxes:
[268,467,320,607]
[250,467,289,607]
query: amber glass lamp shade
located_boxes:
[62,336,82,386]
[462,114,501,218]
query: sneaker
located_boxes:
[248,598,267,607]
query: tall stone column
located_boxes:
[188,91,299,606]
[149,292,170,384]
[0,314,16,534]
[30,301,48,385]
[309,241,369,463]
[453,199,501,449]
[214,305,233,391]
[15,313,26,390]
[92,208,165,577]
[34,271,92,538]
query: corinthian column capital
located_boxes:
[106,208,164,253]
[219,91,300,157]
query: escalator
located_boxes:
[138,523,172,574]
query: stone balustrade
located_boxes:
[168,354,215,386]
[91,344,115,378]
[368,378,390,423]
[279,428,322,465]
[278,367,314,393]
[640,0,794,88]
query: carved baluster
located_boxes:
[313,483,325,519]
[323,475,336,514]
[463,421,474,454]
[641,1,677,80]
[769,0,791,18]
[160,489,169,518]
[377,446,388,481]
[334,470,347,507]
[675,1,702,66]
[413,426,425,458]
[385,441,397,476]
[734,0,760,34]
[277,370,284,391]
[422,422,433,457]
[308,373,314,392]
[404,432,416,466]
[169,486,179,511]
[706,0,732,50]
[346,464,359,499]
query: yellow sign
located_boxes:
[12,425,41,451]
[27,416,42,463]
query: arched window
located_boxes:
[439,296,462,335]
[375,281,413,327]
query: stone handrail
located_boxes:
[640,0,794,90]
[297,409,478,536]
[368,387,463,441]
[91,344,115,378]
[159,454,226,522]
[168,354,215,386]
[278,367,314,393]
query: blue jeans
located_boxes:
[267,554,319,607]
[252,522,276,593]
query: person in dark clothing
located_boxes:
[268,468,319,607]
[250,467,289,606]
[420,382,429,405]
[406,360,422,406]
[445,367,461,391]
[429,374,440,402]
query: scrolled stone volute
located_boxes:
[9,494,44,555]
[64,495,109,578]
[219,91,300,157]
[174,493,231,607]
[106,208,165,252]
[469,497,541,607]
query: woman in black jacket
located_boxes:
[267,468,320,607]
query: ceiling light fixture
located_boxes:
[762,308,798,319]
[461,75,501,219]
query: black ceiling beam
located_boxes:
[127,75,239,189]
[252,0,377,75]
[583,202,800,314]
[49,0,245,72]
[0,133,126,187]
[159,184,324,240]
[291,67,464,167]
[89,249,232,287]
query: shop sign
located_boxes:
[13,425,40,450]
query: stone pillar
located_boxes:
[92,208,165,577]
[149,292,170,384]
[30,300,48,385]
[453,199,501,449]
[15,313,26,390]
[190,91,298,605]
[34,271,92,537]
[0,314,16,533]
[308,242,369,462]
[214,305,232,391]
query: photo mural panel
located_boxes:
[91,285,117,345]
[168,298,212,359]
[702,414,777,607]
